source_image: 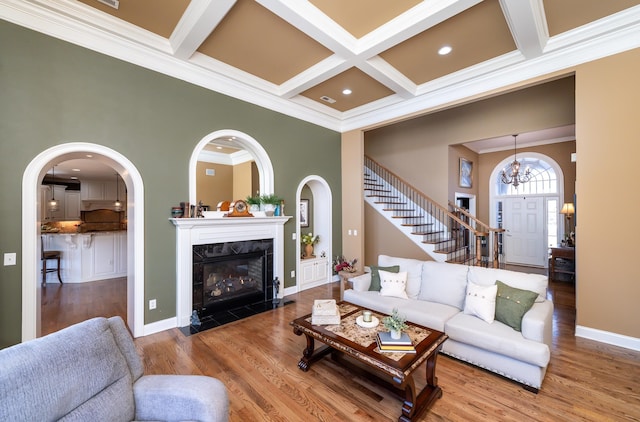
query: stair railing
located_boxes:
[365,155,504,268]
[448,201,505,268]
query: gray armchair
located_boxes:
[0,316,228,422]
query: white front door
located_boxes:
[503,197,546,266]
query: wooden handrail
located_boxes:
[448,201,505,235]
[365,155,505,268]
[365,156,481,236]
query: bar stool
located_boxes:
[41,237,62,286]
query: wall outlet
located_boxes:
[292,232,296,240]
[290,270,295,278]
[3,253,16,266]
[149,299,157,310]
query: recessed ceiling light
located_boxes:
[342,89,352,95]
[70,176,78,180]
[438,45,452,55]
[72,168,81,172]
[85,154,93,158]
[216,146,223,150]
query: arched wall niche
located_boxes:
[22,143,145,340]
[295,175,333,291]
[189,130,274,205]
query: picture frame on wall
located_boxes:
[459,158,473,188]
[299,199,309,228]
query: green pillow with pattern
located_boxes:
[368,265,400,291]
[495,280,538,331]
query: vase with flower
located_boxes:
[301,233,319,259]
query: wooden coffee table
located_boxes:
[290,302,448,422]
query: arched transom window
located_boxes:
[496,157,557,196]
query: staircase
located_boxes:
[364,156,504,267]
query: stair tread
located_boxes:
[433,245,467,253]
[374,201,406,205]
[392,215,422,219]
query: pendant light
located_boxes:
[114,173,122,211]
[48,166,59,212]
[500,134,532,188]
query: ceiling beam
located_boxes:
[170,0,235,60]
[500,0,548,58]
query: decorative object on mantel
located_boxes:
[180,201,190,218]
[246,195,261,213]
[225,199,254,217]
[217,200,230,211]
[333,255,358,274]
[382,307,408,340]
[171,206,183,218]
[260,194,282,216]
[301,232,318,259]
[500,134,532,187]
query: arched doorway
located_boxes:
[490,152,564,267]
[22,143,145,340]
[296,176,332,291]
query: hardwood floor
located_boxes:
[42,279,640,421]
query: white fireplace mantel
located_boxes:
[171,216,291,327]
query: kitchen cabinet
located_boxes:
[300,257,329,289]
[41,186,82,221]
[81,179,124,201]
[64,191,81,220]
[42,232,127,283]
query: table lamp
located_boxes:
[560,202,575,245]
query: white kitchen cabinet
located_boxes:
[299,257,329,290]
[81,179,120,201]
[40,185,67,221]
[64,191,81,220]
[43,232,127,283]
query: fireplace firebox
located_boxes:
[192,240,273,318]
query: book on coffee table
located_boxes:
[377,331,412,345]
[376,336,416,353]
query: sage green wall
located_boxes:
[0,21,341,347]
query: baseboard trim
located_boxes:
[575,325,640,351]
[142,317,177,337]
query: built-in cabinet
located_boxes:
[81,179,125,201]
[299,257,329,289]
[42,231,127,283]
[41,186,82,222]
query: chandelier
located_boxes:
[500,134,531,187]
[48,165,59,212]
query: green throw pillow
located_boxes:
[368,265,400,291]
[495,280,538,332]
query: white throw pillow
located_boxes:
[378,255,423,299]
[463,281,498,323]
[378,270,409,299]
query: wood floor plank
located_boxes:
[41,278,640,421]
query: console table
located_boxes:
[549,246,575,281]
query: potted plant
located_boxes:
[383,308,408,339]
[246,195,261,213]
[260,194,281,216]
[301,232,319,259]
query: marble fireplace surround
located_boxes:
[171,216,290,328]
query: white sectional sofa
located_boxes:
[343,255,553,392]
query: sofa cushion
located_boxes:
[468,266,547,302]
[463,281,497,323]
[343,290,460,332]
[379,270,409,299]
[445,312,550,367]
[378,255,423,299]
[0,318,134,422]
[495,280,538,332]
[368,265,400,291]
[418,261,468,309]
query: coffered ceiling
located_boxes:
[2,0,640,131]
